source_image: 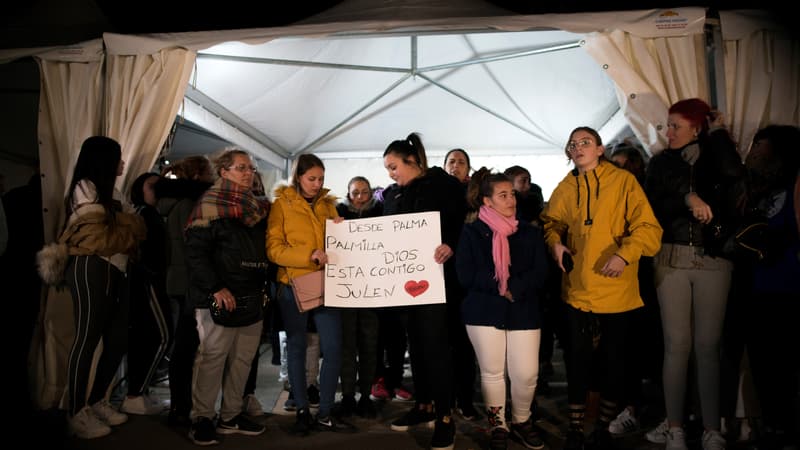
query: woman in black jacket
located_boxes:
[381,132,467,450]
[183,149,270,445]
[644,98,744,450]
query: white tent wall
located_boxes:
[720,10,800,156]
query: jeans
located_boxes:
[277,283,342,417]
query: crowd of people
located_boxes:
[3,97,798,450]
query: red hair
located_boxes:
[668,98,711,132]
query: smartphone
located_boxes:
[562,252,574,273]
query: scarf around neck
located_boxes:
[186,177,269,229]
[478,205,518,295]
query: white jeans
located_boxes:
[466,325,541,426]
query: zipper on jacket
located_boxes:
[583,172,593,225]
[688,165,694,246]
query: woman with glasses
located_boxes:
[541,126,662,450]
[184,149,270,445]
[644,98,744,450]
[335,176,383,418]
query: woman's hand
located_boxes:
[686,192,713,224]
[434,244,453,264]
[311,248,329,265]
[213,287,236,311]
[332,217,344,224]
[600,254,626,278]
[551,242,574,273]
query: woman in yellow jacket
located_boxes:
[541,127,662,450]
[267,154,353,434]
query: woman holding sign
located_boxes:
[267,154,353,435]
[382,132,468,450]
[456,168,549,450]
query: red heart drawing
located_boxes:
[404,280,429,297]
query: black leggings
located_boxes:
[564,305,632,406]
[66,255,129,416]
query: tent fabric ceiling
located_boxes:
[193,29,621,159]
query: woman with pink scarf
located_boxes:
[455,168,549,450]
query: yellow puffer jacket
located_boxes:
[267,185,339,285]
[542,161,662,313]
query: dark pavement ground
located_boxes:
[32,342,771,450]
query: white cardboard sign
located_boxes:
[324,211,445,307]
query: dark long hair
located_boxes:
[291,153,326,193]
[65,136,122,219]
[383,132,428,174]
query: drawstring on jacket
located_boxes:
[571,167,601,226]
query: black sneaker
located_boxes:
[390,404,436,431]
[588,428,614,450]
[315,414,357,433]
[490,427,509,450]
[307,385,320,408]
[337,394,357,417]
[283,390,297,411]
[457,402,482,421]
[430,416,455,450]
[564,429,585,450]
[216,414,265,436]
[169,409,192,428]
[291,408,313,436]
[189,417,219,446]
[356,396,377,419]
[510,418,544,449]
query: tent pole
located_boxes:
[704,8,727,115]
[293,74,412,155]
[417,73,551,144]
[419,41,581,73]
[196,53,407,73]
[185,85,290,158]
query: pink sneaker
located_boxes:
[370,377,390,401]
[393,386,414,402]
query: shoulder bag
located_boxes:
[291,270,324,313]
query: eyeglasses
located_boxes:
[567,138,594,152]
[350,190,371,197]
[228,164,258,173]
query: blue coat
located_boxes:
[456,218,548,329]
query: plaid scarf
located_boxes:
[186,178,269,229]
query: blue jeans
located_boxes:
[277,283,342,417]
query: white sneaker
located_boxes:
[121,394,169,415]
[71,406,111,439]
[242,394,265,417]
[666,427,688,450]
[645,418,670,444]
[92,399,128,426]
[608,408,639,435]
[702,429,727,450]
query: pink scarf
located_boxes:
[478,205,518,295]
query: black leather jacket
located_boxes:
[184,217,268,309]
[645,129,744,255]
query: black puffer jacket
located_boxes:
[184,218,268,309]
[645,129,744,255]
[382,166,467,300]
[154,178,212,297]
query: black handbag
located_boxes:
[209,293,266,327]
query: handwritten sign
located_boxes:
[324,211,445,307]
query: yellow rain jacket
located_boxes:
[267,184,339,285]
[542,161,662,313]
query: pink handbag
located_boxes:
[291,270,324,312]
